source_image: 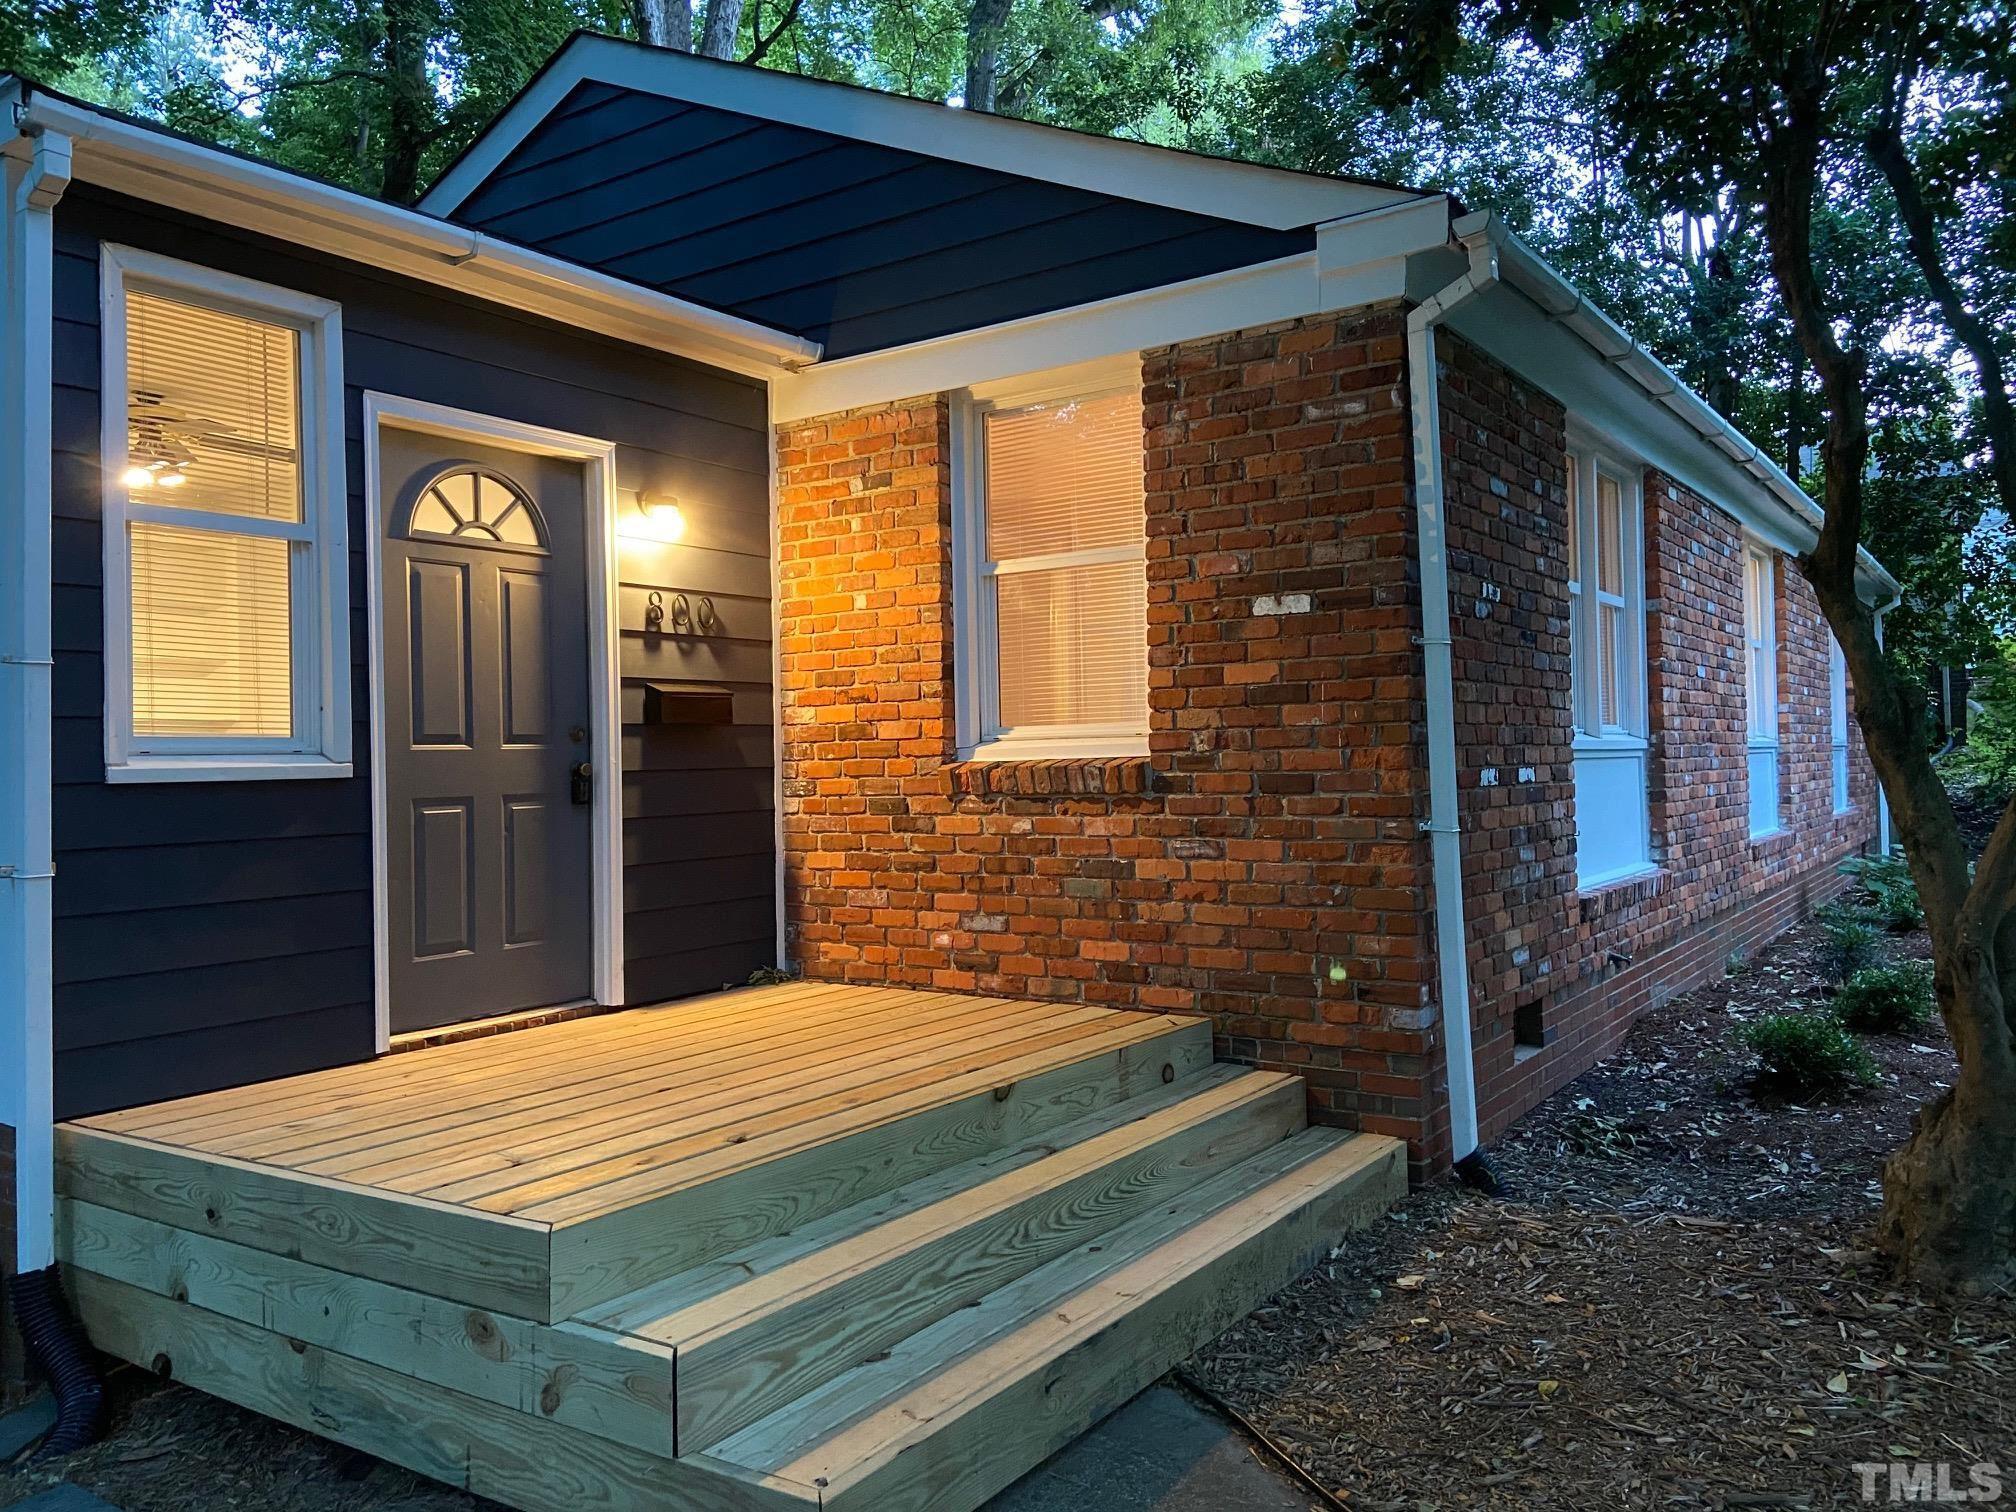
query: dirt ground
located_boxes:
[1188,874,2015,1510]
[5,851,2013,1512]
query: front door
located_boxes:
[378,427,594,1033]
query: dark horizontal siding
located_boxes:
[452,83,1315,358]
[51,186,777,1118]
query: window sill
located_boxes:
[1572,732,1650,754]
[1577,865,1667,921]
[944,756,1157,799]
[106,756,354,784]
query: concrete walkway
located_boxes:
[986,1384,1321,1512]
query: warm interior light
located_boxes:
[627,495,686,543]
[121,465,156,489]
[157,469,188,487]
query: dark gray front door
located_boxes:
[379,428,594,1033]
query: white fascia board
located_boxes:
[423,34,1426,231]
[1429,219,1900,605]
[9,91,819,378]
[775,197,1453,422]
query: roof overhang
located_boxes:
[420,33,1428,231]
[1431,212,1899,606]
[3,79,821,378]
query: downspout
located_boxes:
[1405,227,1498,1170]
[1873,599,1894,855]
[2,115,103,1456]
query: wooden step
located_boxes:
[706,1128,1407,1512]
[581,1064,1306,1453]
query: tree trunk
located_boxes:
[1879,939,2016,1295]
[699,0,743,57]
[633,0,692,50]
[964,0,1015,111]
[1755,49,2016,1292]
[378,0,436,205]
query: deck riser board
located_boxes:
[68,1271,817,1512]
[55,1127,554,1321]
[60,1201,677,1456]
[672,1073,1305,1451]
[544,1021,1215,1319]
[576,1063,1258,1333]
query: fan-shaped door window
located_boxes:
[406,465,548,552]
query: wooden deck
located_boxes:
[56,981,1406,1512]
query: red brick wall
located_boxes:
[773,314,1878,1176]
[775,310,1443,1153]
[1440,336,1880,1142]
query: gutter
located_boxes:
[1453,210,1900,605]
[10,89,823,376]
[1405,230,1497,1166]
[0,105,68,1275]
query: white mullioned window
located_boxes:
[1565,438,1651,887]
[1744,540,1782,834]
[101,245,350,782]
[1829,631,1852,813]
[952,358,1147,760]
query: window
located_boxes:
[1744,541,1781,835]
[1565,441,1651,886]
[952,361,1147,760]
[1830,632,1852,812]
[101,245,349,781]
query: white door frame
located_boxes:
[362,392,624,1051]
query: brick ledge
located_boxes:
[944,757,1158,799]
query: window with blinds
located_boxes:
[102,245,348,780]
[976,388,1147,745]
[122,291,305,741]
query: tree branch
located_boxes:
[1865,123,2016,523]
[743,0,803,64]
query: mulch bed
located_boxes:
[1189,882,2015,1510]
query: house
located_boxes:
[0,31,1895,1509]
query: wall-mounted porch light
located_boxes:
[625,492,686,543]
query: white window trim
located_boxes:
[1564,442,1648,740]
[950,354,1148,763]
[1744,538,1783,836]
[1829,631,1853,813]
[1565,427,1653,888]
[99,244,351,783]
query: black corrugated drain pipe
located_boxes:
[6,1265,105,1458]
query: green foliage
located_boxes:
[1814,902,1883,982]
[1740,1011,1880,1097]
[1947,642,2016,805]
[1840,852,1925,933]
[1832,961,1936,1036]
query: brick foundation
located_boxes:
[773,307,1877,1178]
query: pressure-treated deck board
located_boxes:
[60,984,1203,1322]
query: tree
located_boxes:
[1356,0,2016,1291]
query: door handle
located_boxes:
[570,762,593,806]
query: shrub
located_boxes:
[1833,961,1936,1035]
[1814,904,1883,981]
[1840,852,1924,932]
[1740,1012,1880,1096]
